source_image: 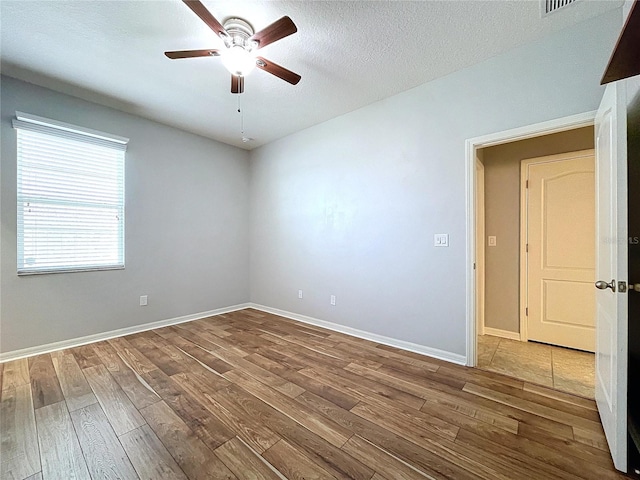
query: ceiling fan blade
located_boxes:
[250,16,297,49]
[231,75,245,94]
[182,0,228,40]
[164,49,220,59]
[255,57,301,85]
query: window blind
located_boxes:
[14,113,128,275]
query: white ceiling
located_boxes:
[0,0,622,150]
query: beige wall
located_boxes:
[481,126,594,334]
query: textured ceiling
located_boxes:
[0,1,622,149]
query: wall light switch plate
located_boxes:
[330,295,336,306]
[298,289,303,299]
[488,236,497,247]
[434,234,449,247]
[140,295,148,306]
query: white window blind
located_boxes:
[13,112,128,275]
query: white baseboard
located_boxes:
[249,304,467,366]
[483,327,522,341]
[0,303,251,363]
[1,301,468,367]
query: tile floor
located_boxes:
[477,335,595,399]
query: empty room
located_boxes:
[1,0,639,479]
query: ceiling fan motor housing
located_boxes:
[222,18,257,52]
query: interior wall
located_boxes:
[249,10,622,359]
[0,76,251,354]
[481,126,594,334]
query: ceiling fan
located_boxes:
[165,0,301,94]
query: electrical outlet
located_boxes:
[298,289,303,299]
[140,295,148,306]
[330,295,336,306]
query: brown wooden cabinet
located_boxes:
[602,1,640,85]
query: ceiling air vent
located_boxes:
[542,0,579,16]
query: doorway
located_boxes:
[467,114,598,399]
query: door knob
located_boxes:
[595,280,616,292]
[630,283,640,292]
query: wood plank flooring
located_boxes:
[0,308,631,479]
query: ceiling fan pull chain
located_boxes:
[238,93,245,139]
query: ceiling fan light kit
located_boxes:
[220,18,256,76]
[221,45,256,77]
[164,0,301,94]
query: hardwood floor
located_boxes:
[0,308,630,479]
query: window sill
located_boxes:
[17,265,125,276]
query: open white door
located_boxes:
[595,81,628,472]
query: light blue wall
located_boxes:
[1,77,251,353]
[248,10,623,357]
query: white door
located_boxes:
[525,152,596,352]
[595,81,628,472]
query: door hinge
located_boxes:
[526,244,529,253]
[526,307,528,316]
[526,180,529,188]
[473,263,476,270]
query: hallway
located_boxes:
[478,335,595,399]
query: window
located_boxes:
[13,112,128,274]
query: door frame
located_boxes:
[519,150,596,346]
[476,159,485,337]
[465,111,596,366]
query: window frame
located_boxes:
[13,112,129,275]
